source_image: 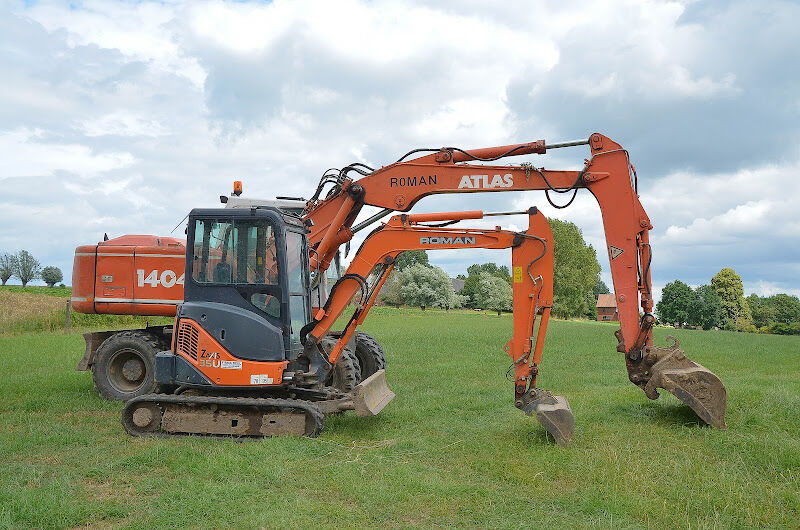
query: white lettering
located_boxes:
[160,269,177,288]
[136,269,184,288]
[457,174,514,189]
[419,236,476,245]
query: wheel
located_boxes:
[91,330,163,401]
[318,336,362,393]
[354,332,386,380]
[325,348,361,392]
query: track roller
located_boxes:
[122,394,324,438]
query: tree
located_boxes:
[688,284,723,330]
[394,250,429,270]
[466,262,511,283]
[0,253,17,285]
[747,294,775,329]
[41,266,63,288]
[461,262,512,307]
[769,293,800,325]
[549,218,601,318]
[711,268,752,330]
[13,250,41,287]
[746,293,800,331]
[593,279,610,298]
[378,271,404,308]
[398,264,459,310]
[474,272,512,315]
[656,280,696,326]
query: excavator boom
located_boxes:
[302,133,726,429]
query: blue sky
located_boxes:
[0,0,798,300]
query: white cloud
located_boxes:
[0,128,135,177]
[80,112,170,138]
[0,0,796,301]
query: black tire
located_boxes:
[354,331,387,380]
[326,348,362,393]
[320,336,362,393]
[91,330,162,401]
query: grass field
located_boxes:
[0,307,798,528]
[0,286,170,335]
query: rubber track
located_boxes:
[122,393,325,438]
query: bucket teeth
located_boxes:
[521,389,575,447]
[640,337,727,429]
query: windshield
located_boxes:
[192,218,277,285]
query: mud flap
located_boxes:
[641,337,727,429]
[520,389,575,447]
[351,369,395,417]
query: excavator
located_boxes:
[119,133,727,445]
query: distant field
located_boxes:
[0,285,73,297]
[0,285,170,334]
[0,307,798,528]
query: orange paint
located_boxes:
[175,319,288,386]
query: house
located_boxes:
[450,277,465,292]
[596,293,619,321]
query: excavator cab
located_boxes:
[127,206,392,437]
[154,207,313,388]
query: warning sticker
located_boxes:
[250,374,274,385]
[220,360,242,370]
[609,246,624,260]
[513,266,523,283]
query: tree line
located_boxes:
[378,218,603,318]
[0,251,63,287]
[656,267,800,335]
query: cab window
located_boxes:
[285,231,308,348]
[192,219,277,285]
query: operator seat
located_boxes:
[213,261,232,283]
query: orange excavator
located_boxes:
[106,133,726,445]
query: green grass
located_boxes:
[0,285,73,297]
[0,308,798,528]
[0,285,171,335]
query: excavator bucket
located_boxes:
[520,389,575,447]
[351,369,395,417]
[641,337,727,429]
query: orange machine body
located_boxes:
[173,318,288,386]
[71,235,186,317]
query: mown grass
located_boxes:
[0,286,171,335]
[0,307,798,528]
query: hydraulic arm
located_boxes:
[298,207,574,444]
[302,133,726,429]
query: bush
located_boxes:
[768,322,800,335]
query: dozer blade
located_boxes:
[520,389,575,447]
[641,337,727,429]
[351,369,395,417]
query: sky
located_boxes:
[0,0,798,301]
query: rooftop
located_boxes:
[597,293,617,308]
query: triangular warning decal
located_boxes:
[609,245,624,260]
